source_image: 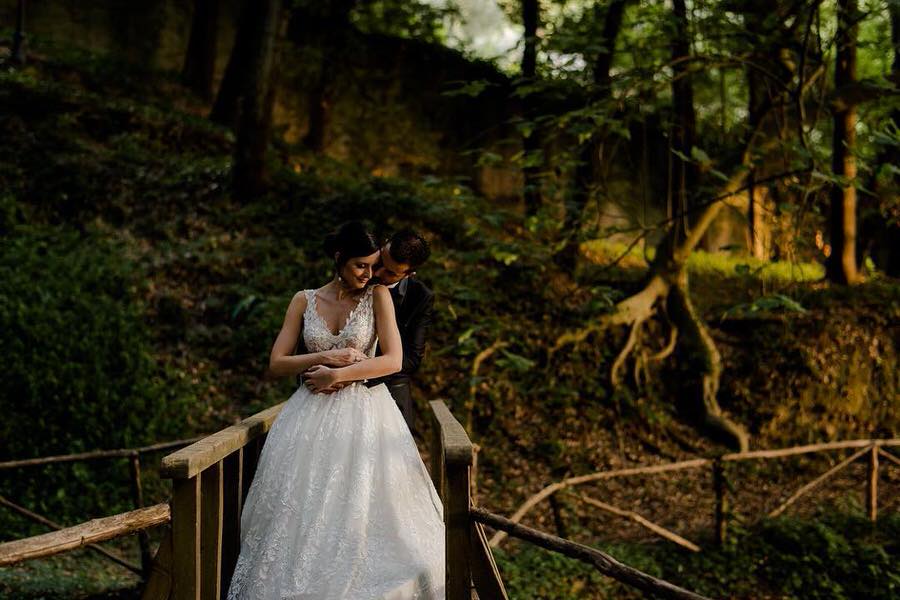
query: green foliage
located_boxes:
[0,221,190,534]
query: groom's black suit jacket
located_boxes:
[366,276,434,434]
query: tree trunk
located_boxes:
[669,0,697,246]
[182,0,219,100]
[288,2,357,152]
[667,272,748,451]
[860,1,900,276]
[521,0,542,217]
[210,0,256,127]
[557,0,628,271]
[598,165,755,451]
[232,0,282,201]
[11,0,26,64]
[826,0,861,284]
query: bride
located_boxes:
[226,221,445,599]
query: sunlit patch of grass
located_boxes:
[581,239,825,284]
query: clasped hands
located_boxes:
[303,347,367,394]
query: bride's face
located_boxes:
[339,250,380,289]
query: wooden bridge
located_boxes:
[4,400,899,599]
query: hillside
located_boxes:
[2,46,900,599]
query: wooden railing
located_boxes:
[429,400,709,600]
[141,399,707,599]
[0,436,201,574]
[144,401,285,599]
[489,438,900,551]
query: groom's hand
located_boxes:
[304,364,339,393]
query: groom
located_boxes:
[366,229,434,435]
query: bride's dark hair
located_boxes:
[323,221,379,268]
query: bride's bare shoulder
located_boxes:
[370,284,390,299]
[289,290,310,310]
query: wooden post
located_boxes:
[431,400,475,600]
[430,417,444,500]
[713,460,727,546]
[446,457,472,600]
[201,462,224,599]
[867,444,878,522]
[241,437,263,504]
[220,449,244,594]
[172,477,201,600]
[129,454,153,575]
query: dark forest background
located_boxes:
[0,0,899,597]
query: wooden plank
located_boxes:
[220,449,244,595]
[0,503,169,566]
[769,446,870,518]
[470,521,508,600]
[471,507,710,600]
[576,493,700,552]
[430,408,445,500]
[489,458,709,547]
[130,454,154,575]
[201,462,224,599]
[141,529,173,600]
[446,460,472,600]
[867,444,878,522]
[161,404,284,479]
[241,437,264,505]
[722,438,900,461]
[713,460,728,546]
[429,400,473,466]
[879,447,900,468]
[172,477,201,600]
[0,436,204,470]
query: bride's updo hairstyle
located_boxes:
[323,221,379,269]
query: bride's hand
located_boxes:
[304,365,339,393]
[324,348,367,367]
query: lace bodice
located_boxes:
[302,286,378,357]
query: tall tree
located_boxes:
[11,0,26,64]
[826,0,862,284]
[232,0,283,200]
[211,0,258,127]
[669,0,697,246]
[521,0,542,216]
[288,0,358,152]
[556,0,628,272]
[182,0,219,100]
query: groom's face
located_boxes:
[373,243,412,286]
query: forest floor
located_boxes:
[1,42,899,599]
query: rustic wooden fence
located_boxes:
[0,436,201,574]
[489,438,900,551]
[4,401,895,600]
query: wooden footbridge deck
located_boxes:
[3,401,899,599]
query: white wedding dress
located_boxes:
[227,286,445,599]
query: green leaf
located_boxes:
[498,349,536,372]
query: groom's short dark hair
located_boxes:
[389,230,430,270]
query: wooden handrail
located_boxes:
[722,438,900,461]
[0,504,170,566]
[0,494,142,573]
[430,400,473,466]
[0,436,205,470]
[490,437,900,547]
[471,507,711,600]
[160,403,284,479]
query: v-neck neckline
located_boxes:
[310,287,368,337]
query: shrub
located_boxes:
[0,224,189,534]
